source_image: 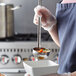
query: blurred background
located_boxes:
[1,0,59,34]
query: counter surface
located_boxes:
[0,73,67,76]
[43,73,67,76]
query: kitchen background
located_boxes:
[0,0,60,76]
[1,0,59,34]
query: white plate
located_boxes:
[23,60,59,76]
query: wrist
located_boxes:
[42,14,57,32]
[42,20,57,32]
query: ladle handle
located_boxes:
[37,0,42,48]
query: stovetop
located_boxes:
[0,33,53,42]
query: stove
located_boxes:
[0,33,59,76]
[0,33,53,41]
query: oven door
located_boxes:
[4,74,25,76]
[0,68,26,76]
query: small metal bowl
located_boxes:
[33,47,51,59]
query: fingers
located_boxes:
[33,5,51,26]
[33,5,57,32]
[34,5,51,17]
[34,5,52,21]
[34,5,42,16]
[33,13,47,26]
[33,14,39,25]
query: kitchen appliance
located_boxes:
[0,3,21,38]
[0,33,59,76]
[0,3,14,38]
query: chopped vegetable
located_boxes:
[33,47,50,53]
[38,48,50,53]
[38,49,43,53]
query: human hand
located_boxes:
[0,73,6,76]
[33,5,57,31]
[71,71,76,76]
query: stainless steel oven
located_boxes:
[0,33,59,76]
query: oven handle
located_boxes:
[0,69,25,73]
[18,69,25,73]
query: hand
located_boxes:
[0,73,5,76]
[24,73,30,76]
[71,71,76,76]
[33,5,57,31]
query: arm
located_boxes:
[48,24,60,47]
[33,5,60,47]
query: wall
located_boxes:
[0,0,4,2]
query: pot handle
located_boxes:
[11,5,22,10]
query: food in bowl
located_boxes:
[38,56,45,60]
[33,47,50,54]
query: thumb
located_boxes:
[34,5,42,16]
